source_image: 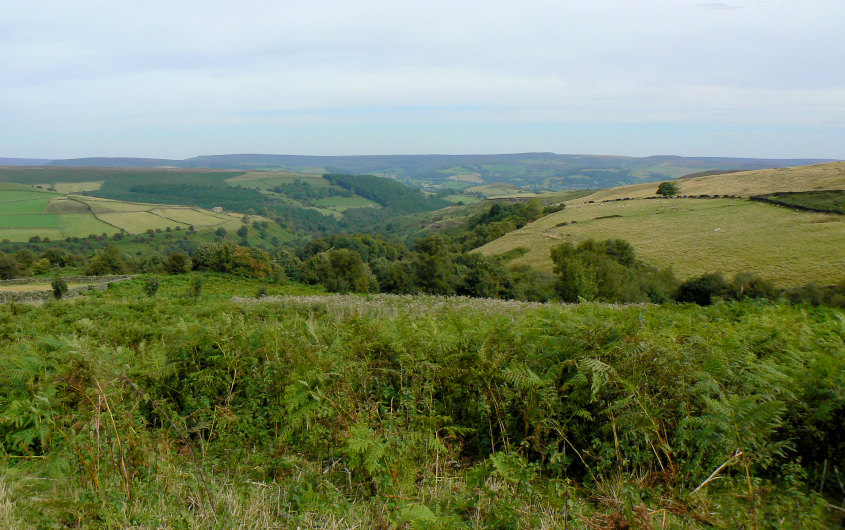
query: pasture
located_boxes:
[0,184,271,241]
[51,181,103,193]
[476,197,845,286]
[466,182,536,199]
[313,195,378,210]
[225,171,330,189]
[575,161,845,203]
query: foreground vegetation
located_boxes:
[0,274,842,528]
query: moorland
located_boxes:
[0,156,843,528]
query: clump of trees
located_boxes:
[191,241,280,280]
[656,181,680,197]
[551,239,678,303]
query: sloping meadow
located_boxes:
[0,284,843,527]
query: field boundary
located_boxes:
[750,192,844,215]
[0,275,134,303]
[67,195,126,233]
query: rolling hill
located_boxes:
[3,153,836,191]
[476,163,845,286]
[572,161,845,203]
[0,182,285,242]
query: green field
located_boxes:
[50,181,103,193]
[442,194,482,204]
[0,197,53,214]
[313,195,379,210]
[757,190,845,213]
[0,213,59,228]
[0,184,287,241]
[466,182,536,199]
[0,228,64,241]
[58,213,121,238]
[477,197,845,286]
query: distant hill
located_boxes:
[0,157,53,166]
[2,153,835,191]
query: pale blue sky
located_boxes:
[2,0,843,159]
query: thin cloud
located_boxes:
[696,3,742,10]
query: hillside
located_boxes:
[0,182,286,242]
[476,199,844,286]
[0,166,457,237]
[573,161,845,203]
[3,153,835,191]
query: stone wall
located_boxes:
[0,275,134,303]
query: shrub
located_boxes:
[84,246,127,275]
[187,276,203,299]
[31,258,51,275]
[675,272,726,305]
[164,252,191,274]
[143,275,160,297]
[50,276,68,299]
[192,241,274,279]
[306,248,378,293]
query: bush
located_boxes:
[550,239,678,303]
[192,241,275,279]
[306,249,378,293]
[187,276,203,299]
[31,258,51,275]
[84,246,127,275]
[724,272,777,301]
[50,276,68,299]
[164,252,191,274]
[143,275,160,297]
[675,273,726,305]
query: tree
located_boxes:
[656,181,680,197]
[84,246,127,275]
[307,249,377,293]
[0,255,21,280]
[164,252,191,274]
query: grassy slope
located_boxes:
[574,161,845,203]
[476,198,845,285]
[0,181,293,241]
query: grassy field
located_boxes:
[442,194,483,204]
[50,181,103,193]
[313,195,379,210]
[224,171,322,188]
[476,197,845,286]
[0,184,283,241]
[757,190,845,213]
[57,214,120,238]
[574,161,845,203]
[466,182,536,199]
[0,213,59,228]
[0,282,93,293]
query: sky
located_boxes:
[1,0,844,159]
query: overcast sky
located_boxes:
[2,0,843,159]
